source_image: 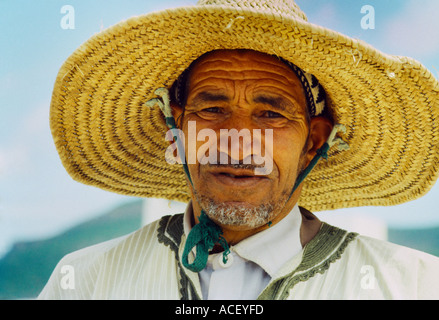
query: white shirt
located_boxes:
[183,202,303,300]
[38,202,439,299]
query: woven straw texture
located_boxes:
[50,0,439,212]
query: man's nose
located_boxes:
[217,115,259,163]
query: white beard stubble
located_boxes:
[194,191,290,229]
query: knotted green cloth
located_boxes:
[182,210,231,273]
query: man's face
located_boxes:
[175,50,314,231]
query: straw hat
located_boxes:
[50,0,439,212]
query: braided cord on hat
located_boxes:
[278,57,327,117]
[146,88,192,184]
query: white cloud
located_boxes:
[305,2,340,30]
[381,0,439,58]
[0,103,51,177]
[21,103,50,136]
[0,145,29,177]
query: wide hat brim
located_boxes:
[50,4,439,212]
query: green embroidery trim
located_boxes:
[157,214,201,300]
[258,223,358,300]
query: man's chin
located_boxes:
[196,196,275,229]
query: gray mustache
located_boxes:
[200,152,266,166]
[204,163,264,170]
[200,152,272,175]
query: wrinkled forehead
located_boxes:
[187,49,306,103]
[189,49,301,80]
[172,49,329,121]
[173,50,305,105]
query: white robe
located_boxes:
[38,207,439,300]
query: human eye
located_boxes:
[194,106,226,120]
[262,110,285,118]
[201,107,223,113]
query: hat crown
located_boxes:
[197,0,308,21]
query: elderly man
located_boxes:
[40,0,439,300]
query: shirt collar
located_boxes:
[183,200,303,278]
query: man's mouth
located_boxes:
[209,166,269,187]
[219,172,254,179]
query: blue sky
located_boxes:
[1,0,439,256]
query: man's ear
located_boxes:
[170,102,184,129]
[166,102,186,164]
[304,116,333,164]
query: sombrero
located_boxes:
[50,0,439,212]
